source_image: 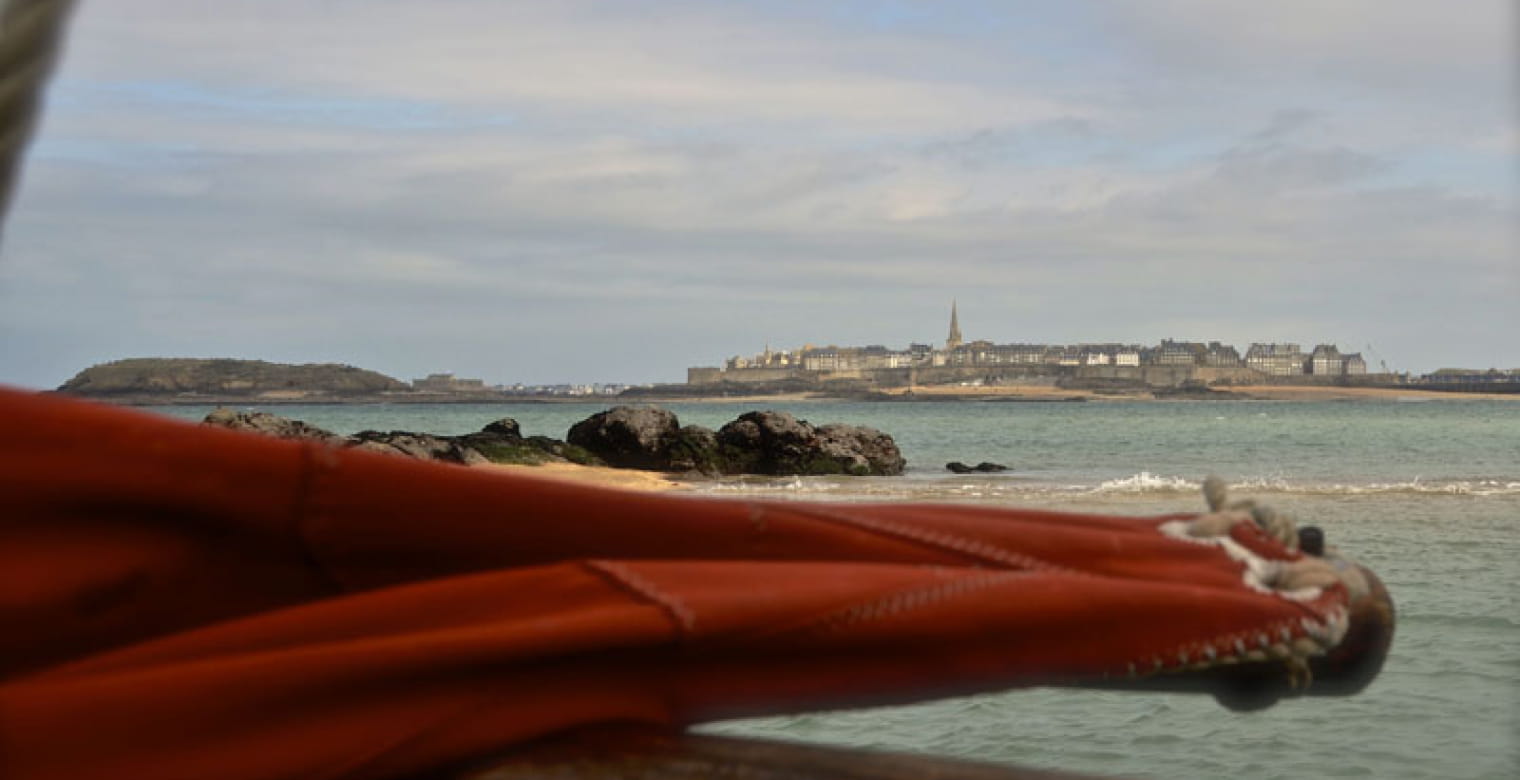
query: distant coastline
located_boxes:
[684,304,1520,398]
[59,384,1520,406]
[50,356,1520,407]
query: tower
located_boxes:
[946,300,963,350]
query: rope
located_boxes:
[0,0,76,237]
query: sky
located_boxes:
[1,0,1515,387]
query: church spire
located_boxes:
[946,300,963,350]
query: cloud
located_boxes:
[0,0,1515,386]
[57,1,1093,134]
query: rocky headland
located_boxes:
[204,405,906,478]
[61,358,409,400]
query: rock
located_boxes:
[524,436,603,467]
[203,404,906,477]
[349,440,407,457]
[203,408,347,446]
[206,408,524,467]
[348,430,485,465]
[566,406,681,470]
[667,425,721,475]
[716,411,904,476]
[946,460,1009,474]
[481,418,522,438]
[457,417,587,466]
[716,411,816,475]
[816,423,906,476]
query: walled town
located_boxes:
[687,304,1393,391]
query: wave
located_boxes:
[1088,473,1520,497]
[688,472,1520,500]
[1090,471,1200,494]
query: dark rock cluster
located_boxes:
[945,461,1010,474]
[203,410,587,467]
[566,407,906,477]
[204,405,905,477]
[566,407,682,470]
[712,412,905,477]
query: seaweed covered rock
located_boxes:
[203,411,571,467]
[666,425,722,476]
[717,411,817,475]
[204,405,904,477]
[348,430,488,465]
[480,418,522,438]
[565,406,681,470]
[457,420,603,467]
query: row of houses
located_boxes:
[1244,344,1368,376]
[413,373,631,396]
[725,340,1366,376]
[501,383,631,397]
[1418,368,1520,385]
[698,305,1376,384]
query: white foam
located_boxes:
[686,473,1520,501]
[1090,471,1200,494]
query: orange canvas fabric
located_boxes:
[0,387,1347,780]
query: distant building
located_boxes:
[412,372,488,392]
[683,303,1410,390]
[1074,343,1143,367]
[801,348,842,372]
[1154,339,1203,366]
[946,301,964,350]
[1308,344,1344,376]
[687,366,723,384]
[1202,342,1242,367]
[1245,343,1307,376]
[988,344,1050,365]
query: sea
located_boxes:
[152,398,1520,780]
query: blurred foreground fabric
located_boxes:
[0,387,1368,780]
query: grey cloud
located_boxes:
[1,1,1515,388]
[919,118,1098,168]
[1249,109,1321,143]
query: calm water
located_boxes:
[150,399,1520,779]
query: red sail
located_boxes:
[0,388,1379,780]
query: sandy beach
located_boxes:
[479,461,688,491]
